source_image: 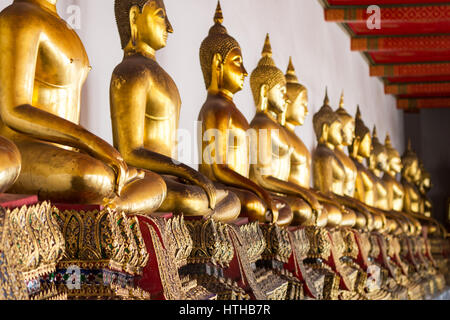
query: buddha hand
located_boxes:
[190,171,217,210]
[94,140,128,196]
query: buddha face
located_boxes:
[359,133,372,158]
[287,90,308,125]
[268,83,289,114]
[328,120,343,146]
[341,118,355,147]
[134,0,173,51]
[405,159,419,179]
[375,150,389,172]
[221,48,248,94]
[389,155,402,174]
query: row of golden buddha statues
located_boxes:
[0,0,448,300]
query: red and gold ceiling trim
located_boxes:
[319,0,450,111]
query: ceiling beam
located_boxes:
[351,35,450,51]
[370,62,450,77]
[325,6,450,23]
[385,82,450,95]
[397,97,450,109]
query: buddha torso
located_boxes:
[371,171,388,210]
[249,112,291,182]
[312,144,345,196]
[112,54,180,159]
[402,178,421,214]
[334,147,357,197]
[352,159,375,207]
[0,2,90,139]
[382,173,404,212]
[284,125,311,188]
[198,94,250,179]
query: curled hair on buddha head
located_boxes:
[371,126,386,157]
[199,1,241,89]
[312,88,340,140]
[401,139,418,171]
[115,0,164,49]
[335,91,353,126]
[250,33,286,106]
[354,106,370,140]
[384,133,401,160]
[285,57,306,103]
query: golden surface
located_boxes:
[198,3,283,224]
[110,0,240,221]
[249,36,335,227]
[0,0,165,214]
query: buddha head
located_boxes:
[115,0,173,52]
[250,34,288,115]
[369,127,388,173]
[384,134,402,176]
[200,2,247,96]
[285,57,308,126]
[401,140,419,182]
[349,106,372,159]
[312,89,342,146]
[335,92,355,147]
[419,161,432,193]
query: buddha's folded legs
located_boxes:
[0,136,21,193]
[159,176,241,222]
[272,195,311,227]
[9,140,167,214]
[226,187,293,226]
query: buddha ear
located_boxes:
[260,84,269,98]
[352,136,361,157]
[212,53,223,70]
[321,123,329,141]
[129,5,140,46]
[257,84,269,111]
[209,53,223,91]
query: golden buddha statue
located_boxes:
[348,107,387,231]
[311,91,379,229]
[417,161,432,218]
[401,141,421,215]
[332,94,379,230]
[197,3,290,225]
[282,58,356,228]
[0,0,166,214]
[368,127,390,211]
[248,35,335,228]
[382,134,405,212]
[110,0,241,222]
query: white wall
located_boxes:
[0,0,404,169]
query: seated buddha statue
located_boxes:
[347,108,387,231]
[312,92,379,230]
[197,3,291,225]
[332,94,381,230]
[0,0,166,214]
[382,134,405,213]
[417,161,433,218]
[110,0,241,222]
[368,127,412,234]
[281,58,350,228]
[368,127,390,211]
[401,141,422,216]
[248,35,337,228]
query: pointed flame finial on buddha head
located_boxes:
[285,57,308,126]
[250,34,287,112]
